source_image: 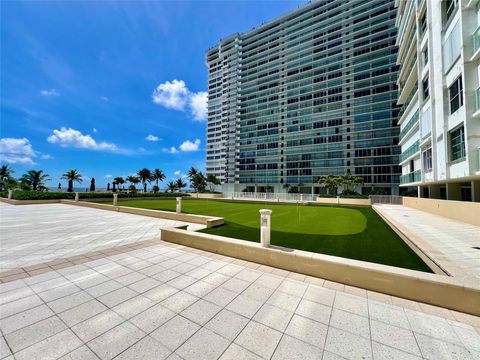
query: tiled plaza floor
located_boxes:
[374,204,480,287]
[0,239,479,360]
[0,203,204,272]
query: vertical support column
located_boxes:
[75,192,79,201]
[259,209,272,248]
[7,190,12,199]
[113,194,118,206]
[176,197,182,214]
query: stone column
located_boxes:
[113,193,118,206]
[75,192,79,201]
[259,209,272,248]
[7,190,12,199]
[176,197,182,213]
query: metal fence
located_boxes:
[225,192,316,203]
[369,195,403,205]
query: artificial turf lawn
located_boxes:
[106,198,432,272]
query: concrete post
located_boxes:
[75,192,79,201]
[176,197,182,213]
[7,190,12,199]
[259,209,272,247]
[113,194,118,206]
[300,194,304,202]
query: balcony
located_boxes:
[474,87,480,117]
[471,26,480,62]
[400,170,421,184]
[400,141,420,163]
[399,110,419,142]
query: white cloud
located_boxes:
[163,147,179,154]
[40,89,60,97]
[189,91,208,121]
[145,134,159,142]
[0,138,36,164]
[174,170,187,178]
[105,174,112,179]
[152,79,207,122]
[41,154,52,160]
[179,139,200,152]
[152,79,189,110]
[47,127,117,151]
[100,96,109,102]
[92,128,98,133]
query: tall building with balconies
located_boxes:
[207,0,401,195]
[395,0,480,201]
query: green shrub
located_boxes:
[1,191,191,201]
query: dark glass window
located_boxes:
[450,126,465,161]
[449,76,463,114]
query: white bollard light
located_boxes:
[113,193,118,206]
[7,190,12,199]
[75,192,79,201]
[176,197,182,213]
[259,209,272,248]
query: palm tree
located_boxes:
[206,174,220,192]
[187,167,198,179]
[20,170,50,191]
[152,168,166,186]
[175,178,187,191]
[137,168,152,192]
[166,181,177,192]
[61,169,82,192]
[340,173,364,193]
[113,177,125,190]
[318,175,341,195]
[126,175,140,190]
[0,165,14,191]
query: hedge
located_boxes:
[1,191,190,201]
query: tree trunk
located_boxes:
[144,183,147,193]
[68,180,73,192]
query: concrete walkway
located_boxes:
[0,203,204,272]
[373,204,480,288]
[0,240,479,360]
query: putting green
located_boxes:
[98,198,432,272]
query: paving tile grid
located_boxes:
[0,239,479,360]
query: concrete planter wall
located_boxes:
[316,197,371,206]
[161,228,480,316]
[190,193,224,199]
[403,197,480,226]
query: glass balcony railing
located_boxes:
[400,170,421,184]
[398,85,418,119]
[400,141,420,163]
[473,26,480,55]
[399,110,419,141]
[475,87,480,112]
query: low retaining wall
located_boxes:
[190,193,224,199]
[0,198,63,205]
[316,197,371,206]
[403,197,480,226]
[161,228,480,316]
[60,200,224,228]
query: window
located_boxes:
[449,76,463,114]
[422,76,429,101]
[423,47,428,67]
[445,0,457,23]
[450,126,465,161]
[422,148,432,171]
[420,12,427,34]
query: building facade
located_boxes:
[206,0,401,195]
[396,0,480,201]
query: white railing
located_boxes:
[370,195,403,205]
[226,192,316,202]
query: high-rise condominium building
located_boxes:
[396,0,480,201]
[206,0,401,195]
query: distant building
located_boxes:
[206,0,401,195]
[395,0,480,201]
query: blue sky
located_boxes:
[1,0,303,188]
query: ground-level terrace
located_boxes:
[0,202,479,359]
